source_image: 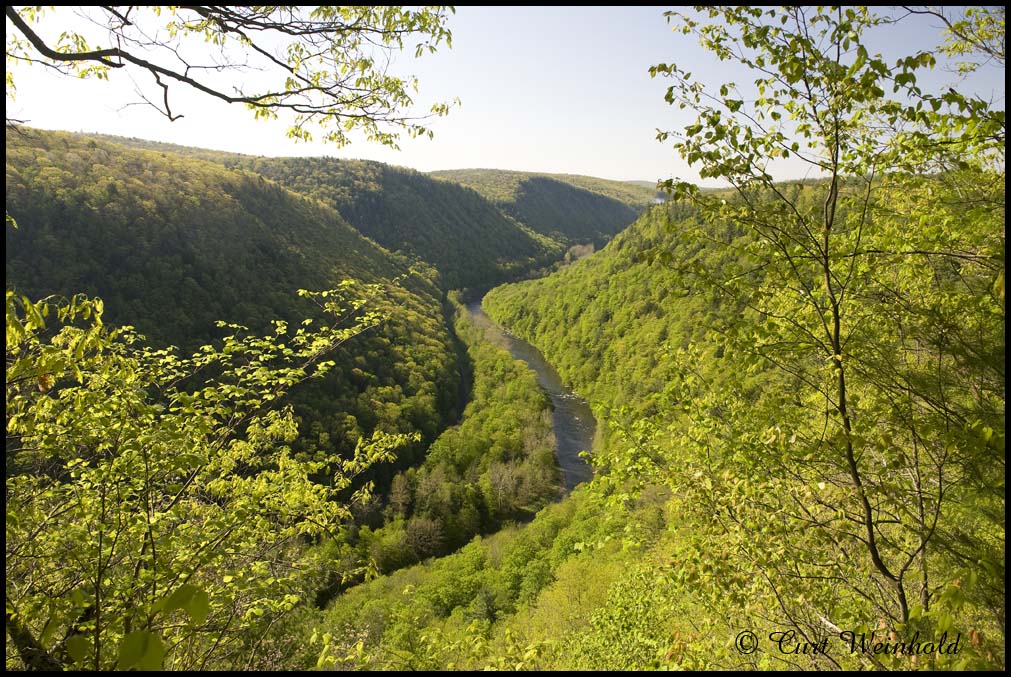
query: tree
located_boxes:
[5,284,419,670]
[5,5,455,147]
[631,5,1003,668]
[5,6,457,669]
[900,6,1005,74]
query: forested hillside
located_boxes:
[312,296,562,597]
[486,203,722,415]
[302,165,1003,669]
[69,136,654,288]
[76,136,571,289]
[6,126,628,672]
[431,168,658,209]
[431,169,651,243]
[6,128,460,473]
[482,169,1006,668]
[234,158,562,289]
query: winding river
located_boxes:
[465,299,595,491]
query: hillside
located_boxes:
[624,179,661,189]
[430,168,652,243]
[481,175,1005,668]
[5,128,459,472]
[310,294,562,597]
[74,136,570,289]
[6,5,1004,673]
[63,135,653,288]
[6,133,1005,673]
[486,203,744,415]
[431,168,659,208]
[8,131,1003,673]
[288,170,1004,670]
[234,158,563,289]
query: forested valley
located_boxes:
[6,5,1005,672]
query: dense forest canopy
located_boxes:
[50,134,654,291]
[431,168,654,244]
[5,128,461,468]
[5,5,466,669]
[222,157,564,290]
[431,168,660,210]
[483,5,1005,670]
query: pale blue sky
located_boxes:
[6,6,1004,184]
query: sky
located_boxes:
[6,6,1005,185]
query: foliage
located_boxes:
[651,0,1003,640]
[5,286,413,670]
[5,128,460,485]
[5,6,456,147]
[487,5,1004,670]
[6,6,1005,671]
[432,168,661,209]
[488,183,1004,672]
[328,295,561,583]
[485,204,732,416]
[40,133,573,291]
[431,169,651,243]
[900,6,1005,74]
[287,487,659,671]
[232,158,563,290]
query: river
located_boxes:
[465,299,595,491]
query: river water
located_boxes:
[465,300,595,491]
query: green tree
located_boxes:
[6,6,458,669]
[638,5,1003,667]
[6,5,455,147]
[900,6,1005,74]
[5,284,419,670]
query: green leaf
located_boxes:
[117,632,145,670]
[66,634,90,665]
[186,587,211,625]
[162,583,210,624]
[117,631,165,671]
[163,583,197,614]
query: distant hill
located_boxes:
[67,135,651,282]
[77,136,567,289]
[230,157,563,290]
[6,128,459,473]
[540,174,662,208]
[430,168,652,243]
[432,168,658,208]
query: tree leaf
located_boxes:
[66,634,90,665]
[117,631,164,671]
[185,587,211,626]
[162,584,197,614]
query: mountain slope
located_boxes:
[485,204,737,414]
[69,135,565,290]
[430,168,653,243]
[235,157,563,289]
[62,135,652,287]
[290,173,1003,669]
[431,168,658,209]
[5,128,459,471]
[481,179,1005,669]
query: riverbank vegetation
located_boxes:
[312,295,561,591]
